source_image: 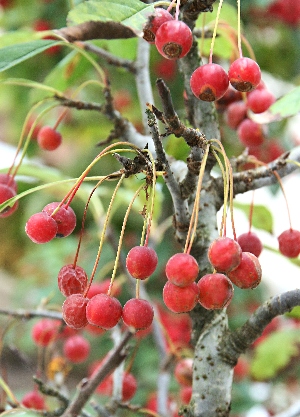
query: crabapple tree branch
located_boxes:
[60,330,134,417]
[220,289,300,367]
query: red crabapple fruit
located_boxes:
[228,57,261,92]
[62,294,89,329]
[237,231,263,258]
[58,264,88,297]
[42,202,76,238]
[21,390,46,410]
[143,8,173,43]
[278,228,300,258]
[122,298,154,330]
[37,126,62,151]
[0,183,18,218]
[208,237,242,272]
[174,358,193,386]
[190,63,229,102]
[163,281,199,313]
[247,88,276,114]
[228,252,262,289]
[155,20,193,60]
[197,273,234,310]
[121,372,138,401]
[86,294,122,329]
[237,118,264,147]
[225,100,248,130]
[25,211,58,243]
[32,319,61,346]
[63,334,90,363]
[165,253,199,287]
[126,246,158,279]
[180,386,193,404]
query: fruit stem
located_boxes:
[248,191,255,232]
[108,183,145,297]
[175,0,181,21]
[73,175,110,269]
[272,170,293,230]
[83,174,125,297]
[184,144,210,254]
[209,0,224,64]
[167,0,177,14]
[237,0,243,57]
[136,280,140,299]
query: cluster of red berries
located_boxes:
[143,8,193,60]
[161,236,262,313]
[0,173,18,218]
[25,201,76,243]
[190,56,261,103]
[61,245,157,332]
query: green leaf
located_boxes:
[250,329,300,380]
[0,40,64,73]
[286,306,300,319]
[270,86,300,118]
[67,0,155,35]
[234,202,273,233]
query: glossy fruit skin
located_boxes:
[228,57,261,92]
[278,228,300,258]
[25,212,58,243]
[143,8,173,43]
[163,281,199,313]
[165,253,199,287]
[237,231,263,258]
[190,63,229,102]
[63,335,90,363]
[37,126,62,151]
[126,246,158,279]
[247,88,276,114]
[197,273,234,310]
[122,298,154,330]
[21,391,46,410]
[174,358,193,386]
[62,294,89,329]
[32,319,60,346]
[58,264,88,297]
[155,20,193,60]
[42,202,76,238]
[86,294,122,329]
[228,252,262,289]
[208,237,242,273]
[237,118,264,147]
[0,183,18,218]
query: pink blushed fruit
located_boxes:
[58,264,88,297]
[63,334,90,363]
[25,211,58,244]
[237,232,263,258]
[165,253,199,287]
[143,8,173,44]
[228,57,261,92]
[155,20,193,60]
[32,318,61,346]
[208,237,242,272]
[37,126,62,151]
[190,63,229,102]
[42,202,76,238]
[163,281,199,313]
[197,273,234,310]
[122,298,154,330]
[228,252,262,289]
[126,246,158,279]
[86,294,122,330]
[278,228,300,258]
[62,294,89,329]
